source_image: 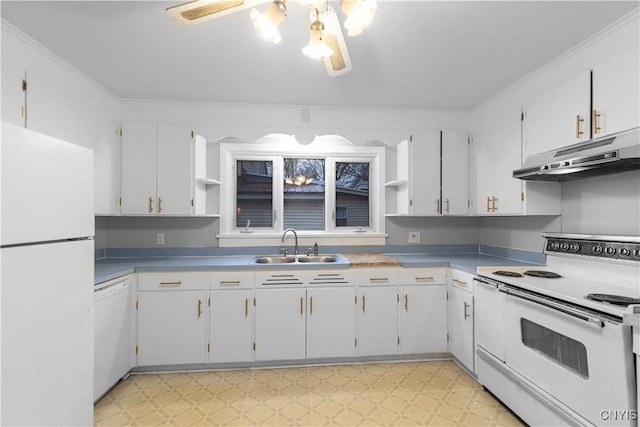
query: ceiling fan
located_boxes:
[166,0,377,77]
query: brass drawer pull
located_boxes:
[415,276,434,282]
[219,280,241,286]
[369,277,389,283]
[159,281,182,287]
[452,278,467,286]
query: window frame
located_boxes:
[218,137,386,247]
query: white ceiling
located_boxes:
[1,1,637,110]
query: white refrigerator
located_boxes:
[1,123,94,425]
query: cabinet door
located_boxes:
[1,59,26,127]
[441,130,468,215]
[25,69,82,145]
[307,287,356,359]
[157,122,194,215]
[254,288,306,361]
[523,70,591,157]
[475,280,505,362]
[399,285,447,354]
[448,286,474,372]
[137,290,208,366]
[473,106,523,214]
[82,102,119,215]
[210,289,254,363]
[357,286,398,356]
[592,45,640,137]
[409,131,441,215]
[121,121,157,214]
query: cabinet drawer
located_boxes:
[449,269,475,293]
[399,268,447,285]
[210,271,255,289]
[137,272,208,291]
[356,268,399,286]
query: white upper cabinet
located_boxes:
[441,130,469,215]
[121,121,195,215]
[592,45,640,138]
[523,70,591,158]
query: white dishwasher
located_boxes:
[94,276,133,402]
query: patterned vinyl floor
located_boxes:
[94,360,524,426]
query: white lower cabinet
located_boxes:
[448,270,475,373]
[398,268,448,354]
[136,273,208,366]
[209,289,254,363]
[307,287,356,359]
[254,288,306,361]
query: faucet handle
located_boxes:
[280,247,289,257]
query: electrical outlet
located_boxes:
[409,231,420,244]
[157,233,165,245]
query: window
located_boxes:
[218,137,385,246]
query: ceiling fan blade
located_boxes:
[167,0,270,25]
[318,7,353,76]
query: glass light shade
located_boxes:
[301,21,334,59]
[341,0,377,36]
[251,1,286,44]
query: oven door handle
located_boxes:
[500,287,606,328]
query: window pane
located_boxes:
[236,160,273,228]
[336,162,369,227]
[283,158,325,230]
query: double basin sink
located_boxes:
[252,254,345,265]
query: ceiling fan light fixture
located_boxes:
[301,20,334,59]
[251,0,287,44]
[341,0,377,36]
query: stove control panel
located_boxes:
[546,238,640,261]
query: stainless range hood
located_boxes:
[513,128,640,181]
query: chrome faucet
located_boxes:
[281,228,299,255]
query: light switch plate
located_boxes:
[157,233,165,245]
[409,231,420,244]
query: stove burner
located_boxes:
[586,293,640,306]
[524,270,562,279]
[493,270,524,278]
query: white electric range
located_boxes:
[475,233,640,427]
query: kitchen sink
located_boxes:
[252,254,343,264]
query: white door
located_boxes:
[137,290,208,366]
[473,106,523,214]
[523,70,591,157]
[255,288,306,361]
[210,289,254,363]
[157,122,194,215]
[442,130,468,215]
[357,286,398,356]
[307,287,356,359]
[592,46,640,138]
[474,279,505,362]
[1,58,26,127]
[121,121,158,214]
[399,285,447,354]
[448,286,474,372]
[409,130,441,215]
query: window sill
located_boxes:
[216,232,388,247]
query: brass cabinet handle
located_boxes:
[575,114,585,138]
[220,280,241,286]
[436,198,440,213]
[310,296,313,315]
[300,297,303,316]
[452,278,467,286]
[464,301,470,320]
[369,277,389,283]
[592,109,601,135]
[158,197,163,213]
[159,281,181,287]
[415,276,434,282]
[245,298,248,318]
[148,196,154,213]
[446,198,450,213]
[492,196,498,212]
[486,196,491,213]
[197,299,203,318]
[362,294,366,313]
[404,294,408,311]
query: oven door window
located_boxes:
[521,318,589,379]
